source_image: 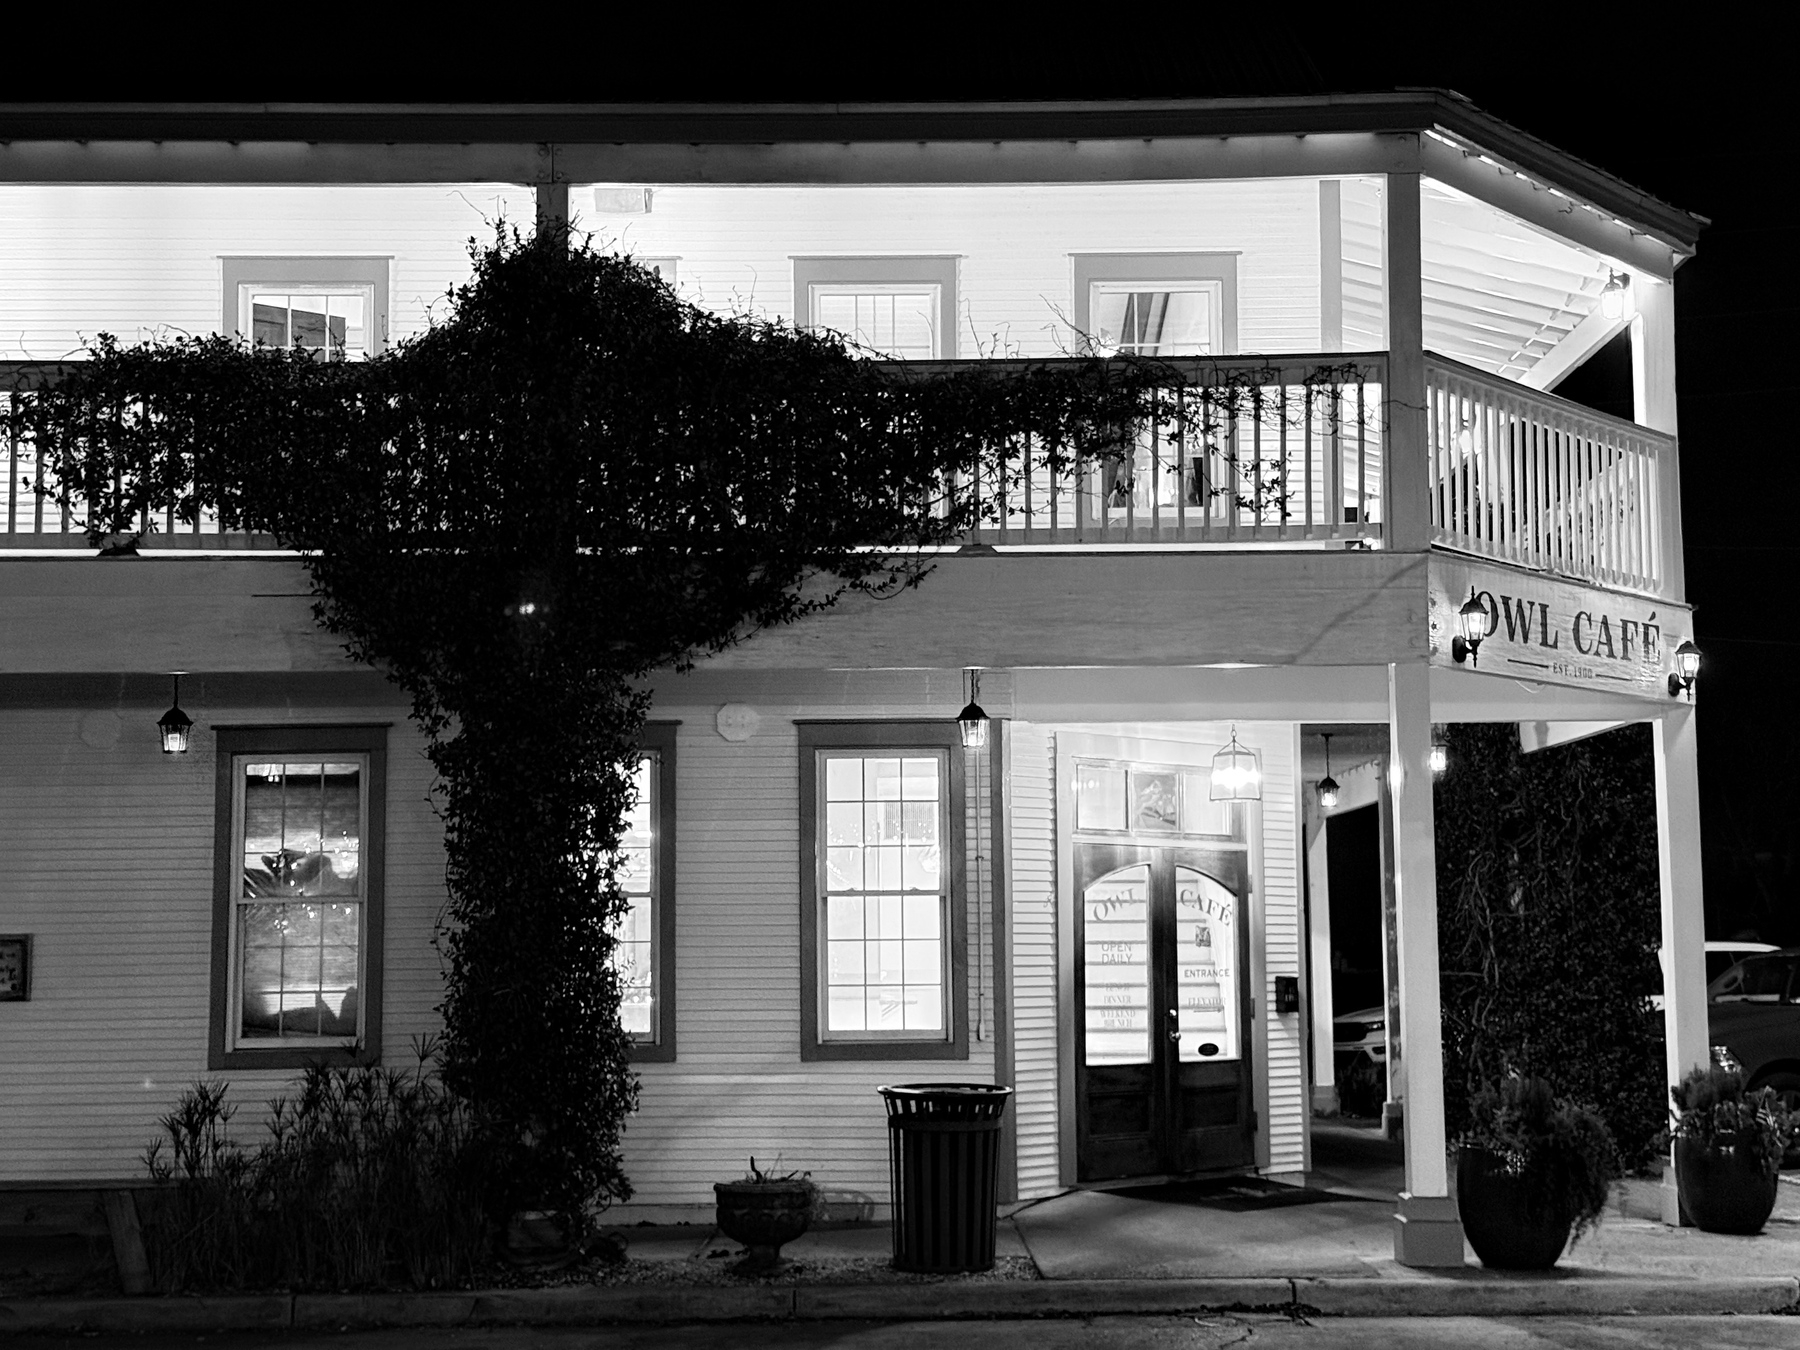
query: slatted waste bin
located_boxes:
[879,1082,1012,1273]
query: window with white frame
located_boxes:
[799,722,967,1061]
[794,257,958,361]
[1072,253,1238,358]
[611,723,677,1061]
[211,725,385,1069]
[222,257,390,359]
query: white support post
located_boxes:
[1632,274,1685,603]
[1383,165,1431,553]
[1656,706,1708,1225]
[1387,660,1465,1266]
[1305,807,1338,1113]
[535,181,570,234]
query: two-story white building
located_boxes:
[0,95,1708,1266]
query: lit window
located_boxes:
[612,723,677,1060]
[222,257,389,359]
[212,726,386,1069]
[1090,285,1217,356]
[800,723,968,1062]
[794,257,958,361]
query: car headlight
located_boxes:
[1711,1044,1744,1074]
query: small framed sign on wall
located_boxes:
[0,935,31,1001]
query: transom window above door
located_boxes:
[794,257,959,361]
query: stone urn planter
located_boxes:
[1457,1148,1574,1270]
[1676,1135,1780,1234]
[713,1172,816,1274]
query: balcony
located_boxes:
[2,352,1676,600]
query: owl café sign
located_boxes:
[1428,559,1693,700]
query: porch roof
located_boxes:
[0,92,1704,256]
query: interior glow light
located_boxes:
[1428,735,1449,775]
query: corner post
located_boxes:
[1382,161,1430,553]
[1655,705,1708,1225]
[1632,274,1685,602]
[1387,660,1464,1266]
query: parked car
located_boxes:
[1707,940,1779,985]
[1333,1005,1387,1118]
[1707,949,1800,1122]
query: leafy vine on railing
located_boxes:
[4,225,1373,1242]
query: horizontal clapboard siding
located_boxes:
[0,184,535,361]
[623,700,996,1210]
[0,700,444,1181]
[0,179,1369,363]
[1007,723,1060,1199]
[1247,723,1305,1175]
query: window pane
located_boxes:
[818,748,946,1040]
[1084,864,1150,1065]
[1177,867,1241,1061]
[237,899,361,1043]
[1077,764,1127,831]
[608,751,661,1042]
[1092,287,1212,356]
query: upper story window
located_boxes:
[613,722,677,1062]
[1073,254,1238,358]
[794,257,958,360]
[211,725,387,1070]
[222,257,390,359]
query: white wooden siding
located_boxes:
[1007,722,1060,1200]
[0,185,534,361]
[622,700,996,1213]
[0,700,444,1180]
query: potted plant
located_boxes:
[1668,1066,1796,1235]
[1456,1075,1616,1269]
[713,1157,816,1274]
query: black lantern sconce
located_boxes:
[1668,640,1701,701]
[1600,270,1631,322]
[158,673,193,755]
[957,668,989,749]
[1450,588,1492,666]
[1317,732,1340,810]
[1428,727,1449,776]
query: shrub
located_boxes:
[1435,723,1665,1170]
[1667,1066,1798,1177]
[1460,1075,1618,1240]
[141,1044,488,1292]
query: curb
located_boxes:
[2,1275,1795,1333]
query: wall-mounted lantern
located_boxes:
[1317,732,1340,809]
[158,674,193,755]
[1210,727,1262,801]
[1428,730,1449,776]
[957,668,989,749]
[1668,640,1702,701]
[1600,270,1631,322]
[1451,588,1491,666]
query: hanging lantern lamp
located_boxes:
[957,668,989,749]
[158,673,193,755]
[1210,726,1262,801]
[1317,732,1340,810]
[1428,730,1449,776]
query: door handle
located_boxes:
[1168,1008,1181,1043]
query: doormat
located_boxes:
[1108,1177,1379,1211]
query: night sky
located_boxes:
[13,22,1797,942]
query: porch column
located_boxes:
[1631,273,1685,603]
[1305,806,1338,1113]
[1656,704,1708,1225]
[1382,165,1430,552]
[1387,660,1464,1266]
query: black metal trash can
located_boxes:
[879,1082,1013,1273]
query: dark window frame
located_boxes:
[628,722,679,1063]
[209,724,388,1071]
[798,720,969,1063]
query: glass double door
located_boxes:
[1075,843,1253,1181]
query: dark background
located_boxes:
[12,19,1795,944]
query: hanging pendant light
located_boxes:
[1210,726,1262,801]
[1317,732,1340,810]
[158,673,193,755]
[1428,727,1449,776]
[957,668,989,749]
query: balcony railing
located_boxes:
[949,355,1386,547]
[1427,355,1672,596]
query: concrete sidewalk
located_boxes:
[4,1120,1798,1334]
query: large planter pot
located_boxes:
[1676,1136,1780,1235]
[1457,1148,1574,1270]
[713,1180,814,1272]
